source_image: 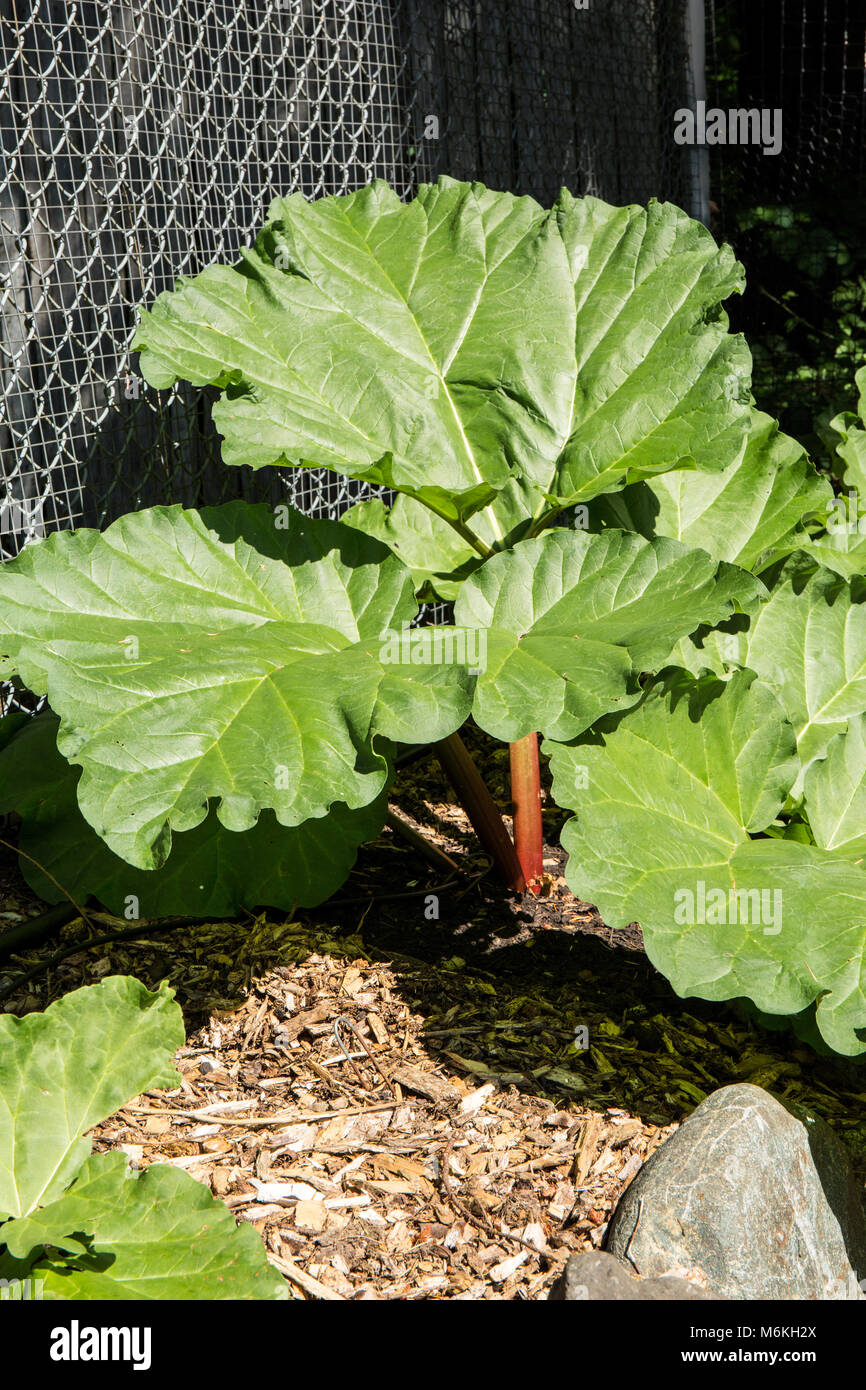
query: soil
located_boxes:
[2,724,866,1300]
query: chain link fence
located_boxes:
[1,0,695,577]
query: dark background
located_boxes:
[706,0,866,449]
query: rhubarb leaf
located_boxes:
[830,366,866,499]
[742,570,866,777]
[134,178,575,515]
[803,715,866,856]
[548,671,866,1054]
[3,1152,286,1300]
[550,190,751,505]
[133,179,751,547]
[592,409,832,573]
[795,528,866,580]
[454,529,762,741]
[0,503,471,869]
[0,712,387,914]
[0,979,182,1219]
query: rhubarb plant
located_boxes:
[0,177,862,1052]
[0,977,286,1299]
[127,175,755,889]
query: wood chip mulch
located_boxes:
[89,942,675,1301]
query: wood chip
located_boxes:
[388,1063,460,1104]
[610,1118,643,1148]
[250,1178,319,1203]
[617,1152,643,1184]
[269,1253,346,1301]
[572,1113,602,1183]
[366,1012,390,1045]
[458,1082,496,1117]
[280,1002,332,1041]
[489,1251,529,1283]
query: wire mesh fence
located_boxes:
[1,0,696,573]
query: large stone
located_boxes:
[548,1251,718,1300]
[606,1083,866,1300]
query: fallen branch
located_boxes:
[0,901,81,962]
[386,808,462,876]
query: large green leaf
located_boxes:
[803,714,866,856]
[134,179,573,518]
[0,979,182,1219]
[591,409,832,573]
[343,494,480,601]
[550,190,750,504]
[0,503,471,869]
[133,179,751,548]
[0,712,387,914]
[453,529,762,741]
[547,671,866,1054]
[677,568,866,780]
[743,569,866,775]
[3,1152,286,1300]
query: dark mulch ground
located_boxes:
[2,725,866,1299]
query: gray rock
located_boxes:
[548,1250,718,1300]
[606,1083,866,1300]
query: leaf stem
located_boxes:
[509,733,544,894]
[0,902,81,962]
[412,495,494,560]
[433,731,526,893]
[526,505,565,539]
[386,808,462,875]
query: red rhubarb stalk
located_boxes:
[509,732,544,895]
[434,731,526,894]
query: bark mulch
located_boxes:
[88,934,677,1301]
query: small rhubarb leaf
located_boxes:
[742,569,866,779]
[592,408,832,573]
[804,715,866,856]
[3,1152,286,1300]
[830,366,866,499]
[0,978,182,1219]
